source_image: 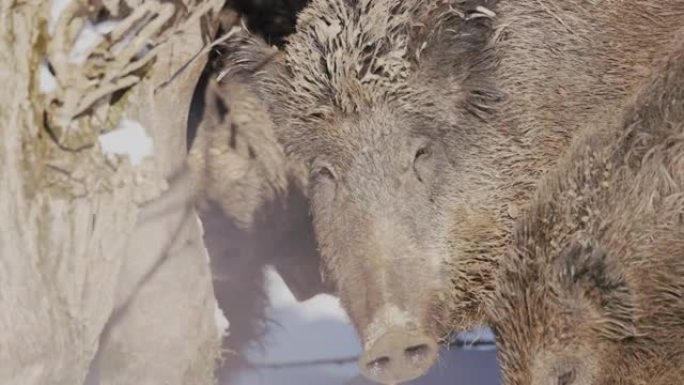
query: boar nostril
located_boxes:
[558,369,576,385]
[404,344,431,362]
[366,356,391,372]
[360,328,438,384]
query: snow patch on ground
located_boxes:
[98,119,153,165]
[234,267,360,385]
[233,267,500,385]
[262,266,351,324]
[456,326,497,351]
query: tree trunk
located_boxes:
[0,1,226,384]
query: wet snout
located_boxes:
[360,327,438,384]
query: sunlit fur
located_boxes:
[491,39,684,385]
[188,79,308,230]
[221,0,684,369]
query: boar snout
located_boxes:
[360,327,438,384]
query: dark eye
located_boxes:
[312,165,335,182]
[414,146,431,161]
[413,145,433,183]
[557,369,576,385]
[310,162,337,204]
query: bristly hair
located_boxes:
[219,0,500,162]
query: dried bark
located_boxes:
[0,1,226,384]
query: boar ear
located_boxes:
[553,239,638,341]
[416,1,496,65]
[414,1,500,119]
[187,75,227,151]
[216,30,286,107]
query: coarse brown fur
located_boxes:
[220,0,684,381]
[185,4,339,380]
[187,76,330,381]
[490,39,684,385]
[188,77,308,230]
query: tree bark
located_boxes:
[0,1,226,384]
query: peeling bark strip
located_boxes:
[0,1,225,384]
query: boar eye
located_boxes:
[415,147,430,160]
[310,163,337,204]
[557,369,576,385]
[312,165,336,182]
[413,145,432,183]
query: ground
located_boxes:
[224,268,502,385]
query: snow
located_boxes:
[39,60,58,94]
[68,20,120,64]
[49,0,72,34]
[456,327,497,351]
[196,217,213,264]
[214,301,230,338]
[234,267,360,385]
[98,119,154,166]
[254,266,359,361]
[262,266,350,323]
[41,17,121,92]
[49,0,121,62]
[93,20,121,35]
[231,267,500,385]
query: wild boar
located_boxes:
[221,0,684,382]
[188,77,307,230]
[188,71,332,294]
[490,39,684,385]
[186,4,333,381]
[187,76,330,381]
